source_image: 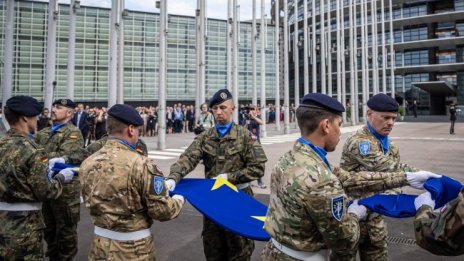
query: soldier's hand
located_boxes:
[172,194,185,205]
[165,179,176,192]
[414,192,435,210]
[406,171,442,189]
[48,157,65,170]
[214,173,228,180]
[56,168,76,183]
[347,200,367,220]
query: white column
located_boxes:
[303,0,309,95]
[283,0,291,134]
[361,0,367,121]
[327,0,332,96]
[336,0,341,102]
[311,0,317,93]
[232,0,239,123]
[353,0,359,123]
[66,0,78,100]
[117,0,125,104]
[252,0,257,106]
[381,0,387,93]
[294,0,300,109]
[44,0,58,111]
[341,0,347,122]
[274,0,281,131]
[320,0,326,94]
[389,0,395,97]
[349,0,356,124]
[371,0,378,94]
[108,0,119,107]
[260,0,267,137]
[157,0,167,150]
[227,0,233,89]
[1,0,14,129]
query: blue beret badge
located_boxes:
[359,141,371,156]
[331,195,344,222]
[153,176,164,195]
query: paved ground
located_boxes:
[74,121,464,261]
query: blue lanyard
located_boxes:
[367,121,389,155]
[111,137,136,150]
[297,137,332,171]
[50,122,67,137]
[215,122,233,138]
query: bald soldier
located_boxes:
[413,190,464,256]
[166,89,268,261]
[263,93,439,261]
[340,93,440,261]
[80,104,184,260]
[0,96,76,260]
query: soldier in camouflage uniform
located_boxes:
[85,134,148,156]
[80,104,184,260]
[340,93,439,261]
[166,89,267,261]
[35,98,86,261]
[0,96,76,260]
[413,190,464,256]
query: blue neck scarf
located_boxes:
[367,121,389,155]
[111,137,136,150]
[297,137,331,171]
[215,122,233,138]
[50,122,67,137]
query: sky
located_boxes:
[52,0,273,21]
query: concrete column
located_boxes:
[108,0,119,107]
[252,0,257,106]
[283,0,291,134]
[157,0,167,150]
[320,0,326,94]
[327,0,332,96]
[274,0,281,131]
[1,0,15,129]
[303,0,309,95]
[117,0,125,104]
[389,0,395,97]
[44,0,58,111]
[260,0,267,137]
[66,0,78,100]
[232,0,239,123]
[293,0,299,110]
[311,0,317,93]
[227,0,233,89]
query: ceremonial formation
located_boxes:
[0,90,463,261]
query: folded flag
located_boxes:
[172,178,270,241]
[51,162,80,174]
[359,176,463,218]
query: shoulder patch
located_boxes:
[359,141,371,156]
[331,195,344,222]
[153,176,164,195]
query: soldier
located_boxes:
[0,96,76,260]
[166,89,268,261]
[35,98,86,261]
[413,191,464,256]
[80,104,184,260]
[340,93,440,261]
[85,134,148,156]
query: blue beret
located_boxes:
[107,104,144,126]
[367,93,399,112]
[208,89,233,108]
[53,99,76,109]
[299,93,345,115]
[5,96,42,117]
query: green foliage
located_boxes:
[398,106,405,116]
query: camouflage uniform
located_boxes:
[86,134,148,156]
[262,142,409,261]
[169,123,267,261]
[80,139,183,260]
[0,129,64,260]
[35,123,86,261]
[414,191,464,256]
[340,125,418,261]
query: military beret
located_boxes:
[367,93,399,112]
[299,93,345,115]
[5,96,42,117]
[208,89,233,108]
[53,98,76,109]
[107,104,144,126]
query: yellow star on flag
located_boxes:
[211,177,238,192]
[251,216,266,222]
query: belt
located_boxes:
[236,182,250,190]
[271,238,328,261]
[94,226,151,241]
[0,202,42,211]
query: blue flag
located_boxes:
[359,176,463,218]
[172,178,270,241]
[51,162,80,174]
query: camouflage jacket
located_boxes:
[414,191,464,256]
[340,125,418,198]
[168,123,267,184]
[86,135,148,156]
[264,142,360,260]
[80,139,183,232]
[0,129,63,236]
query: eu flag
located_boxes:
[172,178,270,241]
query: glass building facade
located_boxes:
[277,0,464,115]
[0,1,277,104]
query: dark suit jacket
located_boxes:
[72,111,90,137]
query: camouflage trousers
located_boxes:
[202,217,255,261]
[0,229,44,261]
[260,240,301,261]
[43,198,80,261]
[357,213,388,261]
[89,235,155,261]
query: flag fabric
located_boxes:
[359,176,463,218]
[51,162,80,174]
[172,178,270,241]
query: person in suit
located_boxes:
[72,103,89,143]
